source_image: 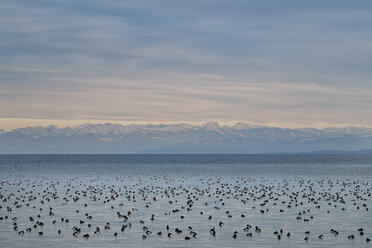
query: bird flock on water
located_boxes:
[0,176,371,245]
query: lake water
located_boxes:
[0,154,372,247]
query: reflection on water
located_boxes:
[0,155,372,247]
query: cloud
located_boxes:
[1,0,372,128]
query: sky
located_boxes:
[1,0,372,131]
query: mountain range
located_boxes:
[1,122,372,154]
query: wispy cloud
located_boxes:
[1,0,372,129]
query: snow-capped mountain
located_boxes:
[1,123,372,154]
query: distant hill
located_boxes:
[304,149,372,155]
[1,122,372,154]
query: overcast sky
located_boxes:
[1,0,372,130]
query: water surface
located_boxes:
[0,154,371,247]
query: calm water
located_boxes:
[0,154,372,247]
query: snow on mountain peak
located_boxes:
[200,122,220,129]
[2,122,372,153]
[232,122,255,130]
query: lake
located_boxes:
[0,154,371,247]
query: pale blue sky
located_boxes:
[1,0,372,130]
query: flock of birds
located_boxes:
[0,175,371,246]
